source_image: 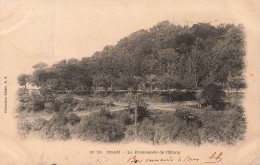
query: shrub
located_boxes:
[49,113,68,126]
[67,113,81,125]
[76,114,124,142]
[44,102,54,113]
[161,90,196,102]
[129,104,150,122]
[17,88,28,97]
[137,105,150,122]
[39,87,52,96]
[99,107,114,119]
[32,118,48,131]
[58,104,73,113]
[17,88,29,103]
[30,92,45,112]
[18,120,32,137]
[202,107,246,145]
[40,113,70,140]
[17,103,27,112]
[33,99,45,112]
[62,94,77,105]
[138,119,156,143]
[53,99,62,112]
[174,108,203,128]
[124,125,135,142]
[41,123,70,140]
[119,111,132,125]
[44,93,56,103]
[202,83,226,110]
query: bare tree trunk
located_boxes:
[194,73,198,88]
[134,107,137,137]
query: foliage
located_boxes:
[18,22,245,93]
[32,118,48,131]
[76,114,124,142]
[66,113,81,125]
[40,113,70,140]
[202,106,246,144]
[18,74,30,88]
[18,120,32,137]
[202,83,226,109]
[99,107,114,119]
[29,91,45,112]
[138,119,156,143]
[118,111,133,125]
[41,123,70,140]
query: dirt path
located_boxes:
[17,101,197,122]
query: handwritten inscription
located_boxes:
[204,152,223,163]
[127,152,223,164]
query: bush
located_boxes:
[30,92,45,112]
[17,103,27,112]
[32,118,48,131]
[202,83,226,110]
[40,113,70,140]
[33,99,45,112]
[49,113,68,126]
[53,99,62,112]
[138,119,156,143]
[124,125,135,142]
[18,120,32,137]
[41,123,70,140]
[58,104,73,113]
[67,113,81,125]
[99,107,114,119]
[161,90,196,102]
[174,107,203,128]
[44,93,56,103]
[202,107,246,145]
[62,94,78,105]
[137,105,150,122]
[17,88,28,97]
[44,102,54,113]
[76,114,124,142]
[17,88,29,103]
[119,111,132,125]
[128,104,150,122]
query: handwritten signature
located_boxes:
[127,152,223,164]
[204,152,223,163]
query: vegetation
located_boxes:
[16,21,246,145]
[18,22,245,93]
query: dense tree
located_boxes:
[18,74,30,88]
[202,83,226,110]
[19,21,245,94]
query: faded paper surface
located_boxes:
[0,0,259,164]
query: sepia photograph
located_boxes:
[0,0,259,164]
[16,21,247,145]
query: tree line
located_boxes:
[18,21,246,93]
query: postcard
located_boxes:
[0,0,259,164]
